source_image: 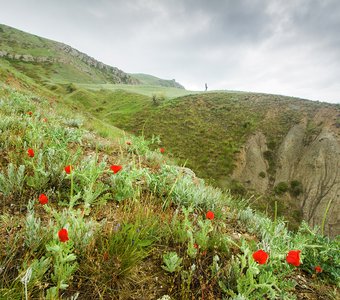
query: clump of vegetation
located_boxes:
[290,180,303,197]
[274,182,289,195]
[259,171,266,178]
[65,83,76,93]
[152,93,165,106]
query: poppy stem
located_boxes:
[70,170,74,204]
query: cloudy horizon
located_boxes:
[1,0,340,103]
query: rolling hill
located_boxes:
[0,23,339,299]
[1,23,339,238]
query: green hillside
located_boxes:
[0,79,338,300]
[0,24,138,84]
[0,24,339,299]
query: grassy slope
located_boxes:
[76,83,197,98]
[64,88,331,185]
[0,24,135,85]
[59,86,340,230]
[0,77,339,299]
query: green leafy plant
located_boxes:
[45,241,78,297]
[162,252,182,273]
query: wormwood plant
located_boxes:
[0,163,25,197]
[19,257,51,299]
[149,164,226,209]
[24,200,50,251]
[162,252,182,273]
[110,165,150,202]
[67,154,109,210]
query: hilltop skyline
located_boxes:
[1,0,340,103]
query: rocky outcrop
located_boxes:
[232,132,269,193]
[294,128,340,237]
[0,47,139,84]
[275,123,306,184]
[233,121,340,237]
[56,43,139,84]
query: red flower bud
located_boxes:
[126,141,131,145]
[314,265,322,273]
[110,165,122,174]
[206,210,214,220]
[38,193,48,205]
[64,165,72,174]
[194,243,199,249]
[252,249,269,264]
[160,148,165,153]
[27,148,35,158]
[286,250,301,266]
[58,228,69,242]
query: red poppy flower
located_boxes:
[39,193,48,205]
[206,210,214,220]
[286,250,301,266]
[194,243,199,249]
[27,111,33,116]
[252,249,269,264]
[160,148,165,153]
[58,228,69,242]
[64,165,72,174]
[27,148,35,158]
[110,165,122,174]
[126,141,131,145]
[314,265,322,273]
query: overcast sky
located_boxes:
[1,0,340,103]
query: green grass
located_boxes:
[76,83,199,98]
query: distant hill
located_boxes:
[131,73,185,89]
[0,24,138,84]
[0,24,186,89]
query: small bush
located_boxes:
[290,180,303,197]
[66,83,76,93]
[274,182,289,195]
[258,171,266,178]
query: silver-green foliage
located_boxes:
[0,163,25,196]
[162,251,182,273]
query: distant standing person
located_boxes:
[205,83,208,91]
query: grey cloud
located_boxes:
[0,0,339,102]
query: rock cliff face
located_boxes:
[294,128,340,236]
[233,113,340,237]
[232,132,269,193]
